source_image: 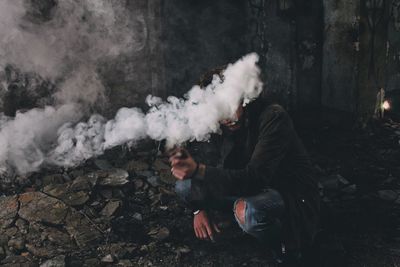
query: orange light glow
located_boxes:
[382,100,390,110]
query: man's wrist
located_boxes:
[193,209,201,215]
[198,163,206,178]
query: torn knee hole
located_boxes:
[234,199,246,226]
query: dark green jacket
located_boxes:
[192,100,320,249]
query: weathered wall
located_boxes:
[357,0,390,119]
[321,0,359,113]
[387,1,400,93]
[3,0,398,120]
[159,0,323,111]
[161,0,249,97]
[321,0,400,119]
[101,0,163,115]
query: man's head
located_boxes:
[199,66,245,132]
[219,105,244,131]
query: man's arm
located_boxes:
[194,106,293,192]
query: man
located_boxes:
[170,70,320,263]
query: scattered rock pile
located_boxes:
[0,149,186,266]
[2,118,400,266]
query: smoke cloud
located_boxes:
[0,53,262,175]
[49,53,263,168]
[0,0,263,177]
[0,0,147,177]
[0,0,146,105]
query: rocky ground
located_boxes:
[1,114,400,266]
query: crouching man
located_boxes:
[170,75,319,265]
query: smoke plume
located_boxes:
[0,53,262,175]
[0,0,146,105]
[0,0,146,176]
[49,53,263,167]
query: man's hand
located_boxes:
[193,210,220,241]
[169,148,197,180]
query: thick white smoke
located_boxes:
[49,53,263,168]
[0,53,262,174]
[0,0,146,105]
[0,0,147,176]
[0,1,263,175]
[0,104,81,174]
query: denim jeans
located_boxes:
[175,179,286,248]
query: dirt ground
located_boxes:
[2,110,400,267]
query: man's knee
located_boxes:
[175,179,191,201]
[234,198,246,226]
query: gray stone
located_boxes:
[133,179,144,190]
[4,227,18,237]
[0,235,9,246]
[63,191,90,207]
[42,184,67,199]
[94,159,113,170]
[40,255,65,267]
[71,173,98,191]
[0,195,18,229]
[98,169,129,187]
[0,246,5,261]
[378,190,399,202]
[18,192,68,225]
[117,259,134,267]
[132,212,143,221]
[176,245,191,254]
[15,218,28,234]
[1,255,37,266]
[44,184,90,207]
[100,200,122,217]
[83,258,100,267]
[152,159,175,185]
[8,237,25,251]
[112,189,126,199]
[42,174,65,187]
[65,210,103,248]
[99,242,137,259]
[99,189,113,199]
[148,227,170,241]
[69,170,85,179]
[26,243,56,258]
[136,170,155,178]
[41,227,76,250]
[341,184,357,195]
[147,176,161,187]
[124,160,149,174]
[101,254,114,263]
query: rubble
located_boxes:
[148,227,170,241]
[19,192,69,225]
[100,199,122,217]
[97,169,129,186]
[0,195,18,229]
[40,255,65,267]
[64,210,103,248]
[0,118,400,266]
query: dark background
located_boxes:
[3,0,399,123]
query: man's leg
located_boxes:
[175,179,237,212]
[233,189,285,248]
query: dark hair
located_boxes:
[198,65,227,88]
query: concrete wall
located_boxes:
[3,0,398,120]
[101,0,162,115]
[161,0,249,97]
[387,0,400,93]
[321,0,359,112]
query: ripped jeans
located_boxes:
[175,179,285,248]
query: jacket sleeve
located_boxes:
[193,107,293,192]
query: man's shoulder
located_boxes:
[259,103,289,122]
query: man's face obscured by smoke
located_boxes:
[220,105,244,131]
